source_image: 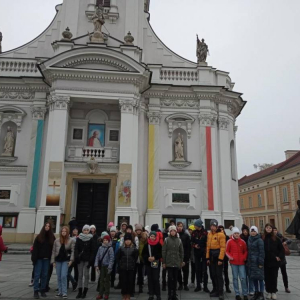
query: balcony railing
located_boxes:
[67,146,119,163]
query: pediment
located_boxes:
[53,54,136,72]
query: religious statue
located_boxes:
[286,200,300,239]
[89,4,105,43]
[1,126,15,157]
[174,133,185,161]
[196,35,209,63]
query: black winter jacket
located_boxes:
[263,234,285,268]
[74,236,94,265]
[117,245,138,271]
[31,238,53,264]
[191,228,207,256]
[178,231,191,262]
[142,241,162,266]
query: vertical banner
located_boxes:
[46,162,63,206]
[117,164,132,207]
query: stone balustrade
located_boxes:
[67,145,119,163]
[0,58,40,77]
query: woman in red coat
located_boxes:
[0,225,8,296]
[226,227,248,300]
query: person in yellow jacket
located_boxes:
[206,219,226,300]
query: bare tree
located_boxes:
[253,163,274,171]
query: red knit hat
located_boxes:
[103,235,111,242]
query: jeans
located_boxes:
[56,261,69,295]
[78,261,90,289]
[194,253,208,287]
[147,265,161,296]
[253,280,264,293]
[178,262,189,287]
[167,267,178,296]
[34,259,50,292]
[245,265,254,293]
[231,264,248,296]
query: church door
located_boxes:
[76,182,109,234]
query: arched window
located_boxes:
[230,140,236,180]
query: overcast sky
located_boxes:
[0,0,299,178]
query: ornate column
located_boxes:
[145,106,161,227]
[35,94,70,233]
[17,106,47,238]
[115,98,140,225]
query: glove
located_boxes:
[4,248,8,254]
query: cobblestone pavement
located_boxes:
[0,254,299,300]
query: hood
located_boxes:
[0,225,2,235]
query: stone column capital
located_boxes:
[218,116,229,130]
[31,106,47,120]
[198,113,217,127]
[147,111,161,125]
[119,98,140,115]
[47,94,71,111]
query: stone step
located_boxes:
[6,244,31,255]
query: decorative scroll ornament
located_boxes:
[198,113,217,127]
[119,99,140,115]
[147,111,161,125]
[31,106,47,120]
[47,95,70,111]
[218,116,229,130]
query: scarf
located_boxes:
[79,233,93,242]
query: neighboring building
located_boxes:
[239,150,300,235]
[0,0,245,243]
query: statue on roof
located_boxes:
[196,35,209,63]
[89,4,105,43]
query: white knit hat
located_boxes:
[145,225,150,233]
[110,226,117,232]
[250,226,258,233]
[82,224,90,232]
[169,225,177,232]
[232,227,240,234]
[90,225,96,230]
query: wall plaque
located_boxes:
[0,190,11,200]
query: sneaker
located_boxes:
[29,281,34,287]
[62,296,68,299]
[55,294,62,298]
[104,295,109,300]
[40,292,47,298]
[203,286,210,293]
[249,293,255,296]
[285,288,291,293]
[266,293,271,299]
[34,292,40,299]
[271,294,277,300]
[257,292,265,300]
[72,283,78,292]
[96,295,103,300]
[236,296,242,300]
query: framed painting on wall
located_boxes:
[87,124,105,147]
[72,128,84,141]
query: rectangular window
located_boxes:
[172,193,189,203]
[249,197,253,208]
[285,218,290,229]
[241,199,244,209]
[282,187,288,203]
[258,194,262,207]
[259,219,264,232]
[224,220,235,229]
[250,218,254,226]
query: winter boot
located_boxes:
[257,292,265,300]
[82,288,88,299]
[76,288,82,299]
[34,291,40,299]
[251,292,259,300]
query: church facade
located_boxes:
[0,0,245,242]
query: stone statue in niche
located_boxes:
[196,35,209,63]
[89,4,105,43]
[1,126,15,157]
[174,133,185,161]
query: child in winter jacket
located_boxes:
[226,227,248,300]
[95,235,115,300]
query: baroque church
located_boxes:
[0,0,246,242]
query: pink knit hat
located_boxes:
[108,222,114,227]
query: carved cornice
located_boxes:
[31,106,47,120]
[47,95,71,111]
[147,111,161,125]
[49,86,137,95]
[0,86,48,101]
[218,116,229,130]
[198,113,217,127]
[119,99,140,115]
[0,165,27,173]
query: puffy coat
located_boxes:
[74,234,94,265]
[247,234,264,280]
[206,231,226,261]
[263,234,285,268]
[0,225,7,261]
[51,238,75,264]
[191,228,208,257]
[226,236,248,265]
[31,236,54,265]
[116,245,139,271]
[178,231,191,262]
[94,244,115,270]
[142,236,162,266]
[162,235,183,268]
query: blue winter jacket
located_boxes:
[94,243,115,270]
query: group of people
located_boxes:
[26,218,291,300]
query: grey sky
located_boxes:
[1,0,299,178]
